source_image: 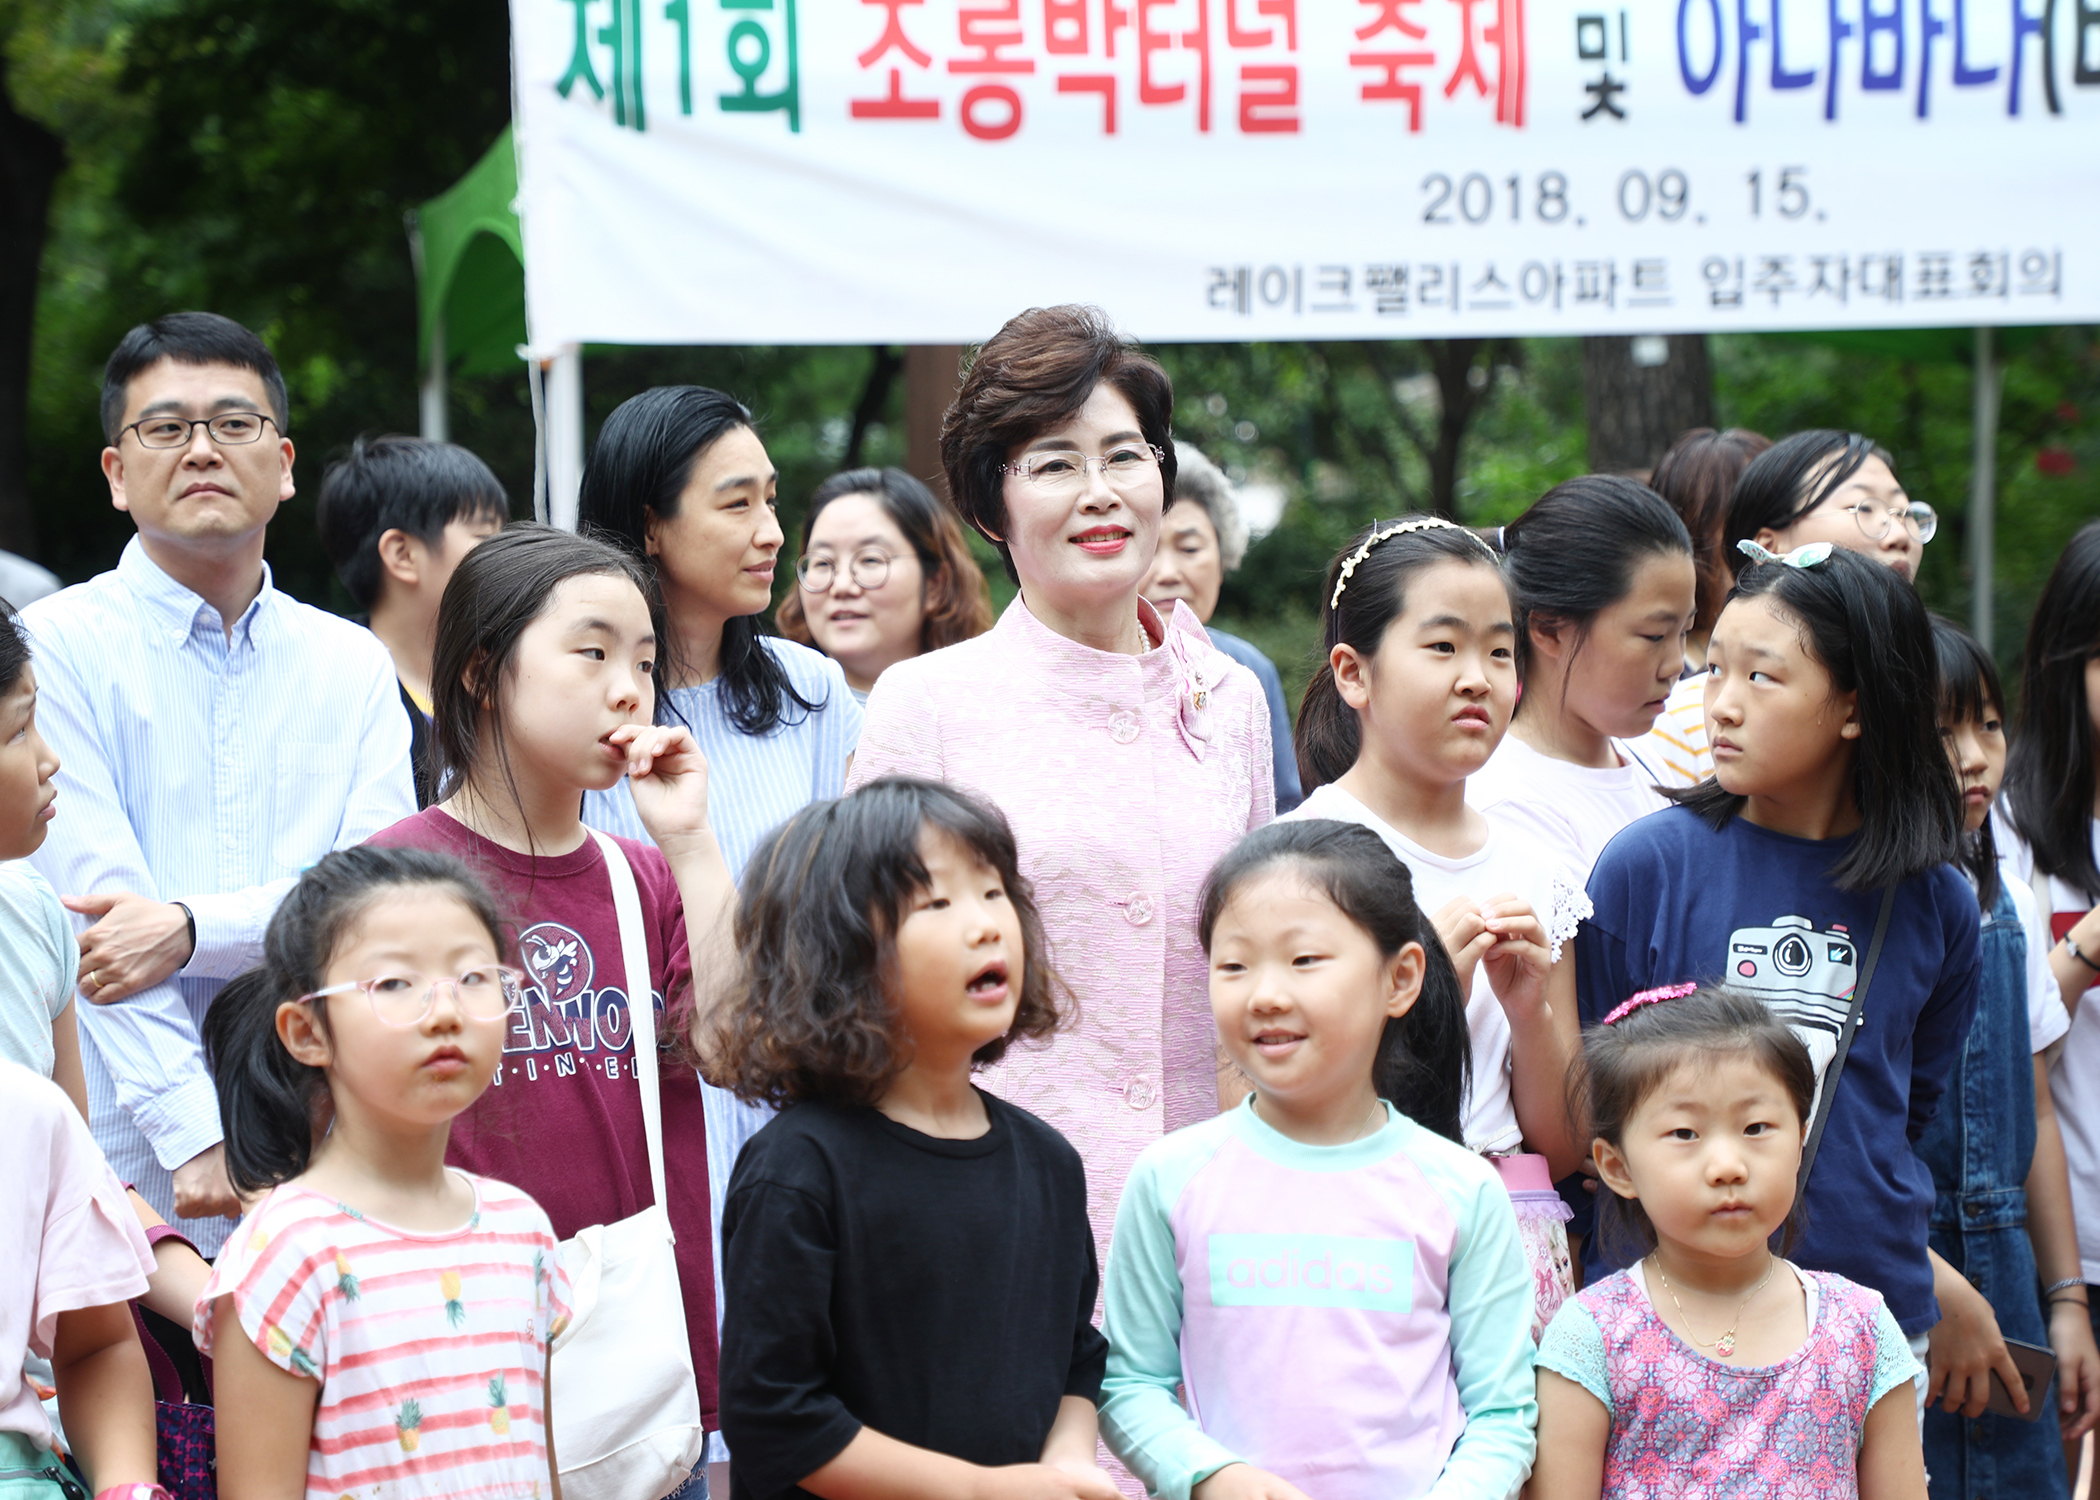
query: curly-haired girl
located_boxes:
[714,776,1114,1500]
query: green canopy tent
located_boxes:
[407,127,585,525]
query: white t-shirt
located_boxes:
[1466,733,1673,882]
[1997,811,2100,1278]
[0,1061,153,1447]
[1282,782,1590,1154]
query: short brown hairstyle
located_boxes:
[1648,427,1772,634]
[941,304,1177,582]
[711,777,1069,1108]
[775,466,995,652]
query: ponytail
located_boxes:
[200,845,511,1196]
[1199,819,1472,1144]
[203,970,331,1196]
[1293,516,1506,794]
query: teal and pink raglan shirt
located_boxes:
[1100,1097,1537,1500]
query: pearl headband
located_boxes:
[1329,516,1501,610]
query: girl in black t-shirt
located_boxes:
[713,776,1114,1500]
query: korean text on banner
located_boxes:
[512,0,2100,345]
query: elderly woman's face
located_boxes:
[998,382,1164,627]
[1142,499,1224,623]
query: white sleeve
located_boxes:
[2008,872,2071,1053]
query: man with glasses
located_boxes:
[24,312,414,1251]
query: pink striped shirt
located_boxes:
[197,1174,570,1499]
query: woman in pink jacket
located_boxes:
[847,304,1273,1248]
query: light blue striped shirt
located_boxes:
[583,634,860,1455]
[23,539,415,1249]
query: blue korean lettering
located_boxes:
[1953,0,1999,85]
[1771,0,1817,91]
[1918,0,1947,116]
[1679,0,1724,93]
[1825,0,1854,116]
[2007,0,2052,113]
[1861,0,1904,90]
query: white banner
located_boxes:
[511,0,2100,345]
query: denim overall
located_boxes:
[1915,881,2070,1498]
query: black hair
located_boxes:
[714,777,1067,1108]
[0,603,28,699]
[1668,547,1962,890]
[579,386,819,736]
[315,435,511,609]
[1572,985,1815,1260]
[1648,427,1772,635]
[200,846,509,1195]
[101,311,289,444]
[1931,616,2007,912]
[1723,430,1896,577]
[1498,474,1691,689]
[2005,520,2100,903]
[1196,819,1472,1144]
[1295,517,1509,792]
[429,523,657,810]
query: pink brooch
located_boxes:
[1601,981,1698,1026]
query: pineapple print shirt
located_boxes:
[195,1172,571,1499]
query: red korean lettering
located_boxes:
[1352,0,1433,123]
[1045,0,1088,53]
[1138,0,1184,104]
[852,0,942,118]
[1238,63,1298,130]
[1485,0,1526,125]
[1444,0,1489,98]
[951,0,1036,75]
[1181,0,1214,130]
[1226,0,1296,50]
[960,83,1024,136]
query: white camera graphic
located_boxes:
[1725,916,1859,1093]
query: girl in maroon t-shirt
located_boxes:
[366,523,737,1446]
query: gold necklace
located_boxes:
[1650,1255,1777,1360]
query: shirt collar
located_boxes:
[116,535,276,648]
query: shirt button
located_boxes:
[1107,711,1140,744]
[1124,1075,1157,1110]
[1123,894,1154,926]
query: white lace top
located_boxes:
[1283,783,1592,1153]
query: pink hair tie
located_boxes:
[1602,981,1698,1026]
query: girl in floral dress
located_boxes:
[1531,985,1923,1500]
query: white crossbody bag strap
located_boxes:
[590,829,670,1223]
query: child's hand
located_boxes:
[2049,1295,2100,1438]
[1474,895,1553,1021]
[1926,1260,2024,1417]
[609,725,715,854]
[1192,1463,1315,1500]
[1432,895,1496,995]
[972,1462,1121,1500]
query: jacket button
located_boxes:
[1124,1075,1156,1110]
[1108,711,1140,744]
[1124,895,1155,926]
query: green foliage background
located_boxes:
[9,1,2098,722]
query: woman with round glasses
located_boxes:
[847,305,1274,1266]
[774,466,994,702]
[1724,429,1937,585]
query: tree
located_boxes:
[0,48,61,556]
[1581,334,1713,473]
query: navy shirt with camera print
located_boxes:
[1577,805,1980,1336]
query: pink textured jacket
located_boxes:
[848,594,1274,1248]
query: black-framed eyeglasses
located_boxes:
[120,412,279,450]
[796,547,895,594]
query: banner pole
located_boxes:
[548,345,585,531]
[1969,326,1999,654]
